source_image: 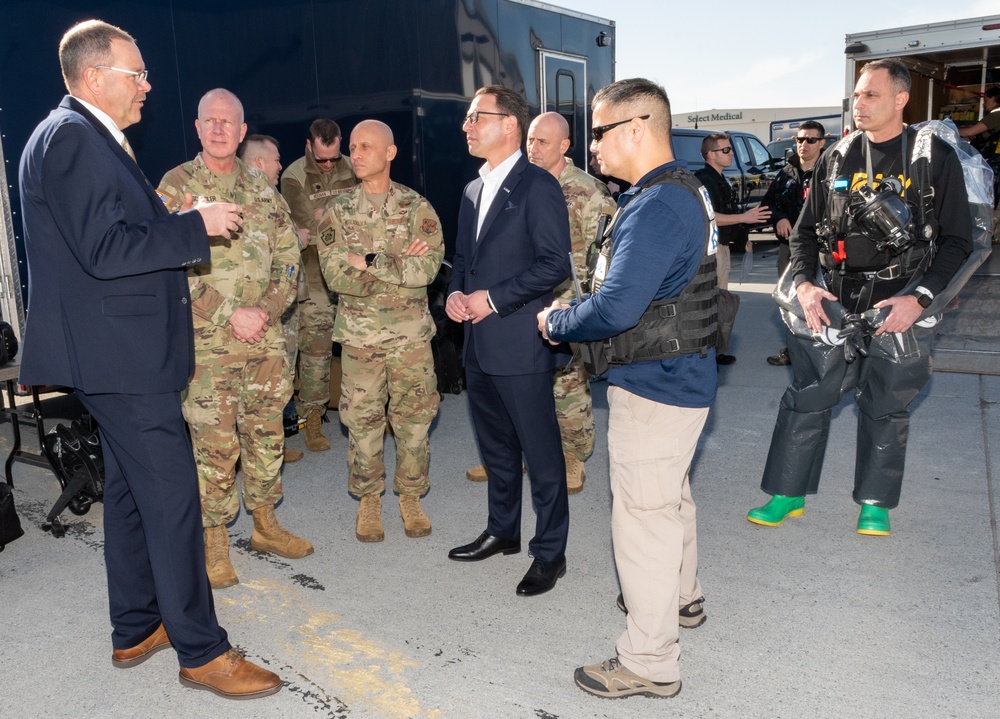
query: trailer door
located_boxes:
[0,124,24,341]
[539,51,588,170]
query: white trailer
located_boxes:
[843,15,1000,131]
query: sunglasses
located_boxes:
[314,155,340,164]
[592,115,650,142]
[710,146,732,154]
[794,136,824,144]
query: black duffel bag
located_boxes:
[1,481,25,551]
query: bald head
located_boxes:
[526,112,570,177]
[349,119,397,188]
[353,119,394,145]
[198,88,244,125]
[195,88,247,173]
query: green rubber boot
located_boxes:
[857,505,890,536]
[747,494,805,527]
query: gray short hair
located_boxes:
[59,19,135,92]
[861,58,911,94]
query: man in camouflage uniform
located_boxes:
[281,119,358,453]
[317,119,443,542]
[158,89,313,589]
[240,133,305,463]
[466,112,615,494]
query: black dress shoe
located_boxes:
[516,556,566,596]
[448,531,520,561]
[716,353,736,365]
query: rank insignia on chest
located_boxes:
[321,227,336,246]
[313,184,322,193]
[421,218,438,236]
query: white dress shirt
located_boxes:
[73,96,126,146]
[476,149,522,239]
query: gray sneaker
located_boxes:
[615,593,707,629]
[574,657,681,699]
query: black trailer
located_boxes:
[0,0,615,339]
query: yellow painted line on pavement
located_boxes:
[218,578,442,718]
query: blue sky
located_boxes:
[550,1,998,111]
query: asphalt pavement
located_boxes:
[1,239,998,719]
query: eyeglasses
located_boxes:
[591,115,650,142]
[95,65,149,83]
[710,146,732,154]
[463,111,509,125]
[199,117,238,133]
[313,155,340,164]
[794,136,824,144]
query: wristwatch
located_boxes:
[911,288,933,309]
[364,253,378,268]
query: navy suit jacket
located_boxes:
[18,96,209,394]
[448,154,571,375]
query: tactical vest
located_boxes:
[579,167,719,376]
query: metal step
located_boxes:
[932,248,1000,374]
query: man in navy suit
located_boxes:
[18,19,280,699]
[446,85,572,596]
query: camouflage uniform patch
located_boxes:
[158,155,298,526]
[317,182,444,496]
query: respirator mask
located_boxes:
[849,177,913,253]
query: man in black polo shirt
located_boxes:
[694,133,770,364]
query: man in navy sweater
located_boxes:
[539,78,717,699]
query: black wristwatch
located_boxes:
[912,289,933,309]
[364,253,378,268]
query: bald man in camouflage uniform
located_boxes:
[158,89,312,589]
[466,112,615,493]
[281,119,358,453]
[317,119,443,542]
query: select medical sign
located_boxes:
[687,111,743,123]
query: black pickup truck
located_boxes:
[671,128,777,209]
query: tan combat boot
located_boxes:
[465,464,488,482]
[399,495,432,538]
[304,408,330,452]
[356,494,384,542]
[465,462,526,482]
[250,505,314,559]
[204,525,238,589]
[283,447,304,463]
[566,455,586,495]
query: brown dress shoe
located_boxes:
[178,649,282,700]
[112,623,171,668]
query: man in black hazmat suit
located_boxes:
[747,58,973,536]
